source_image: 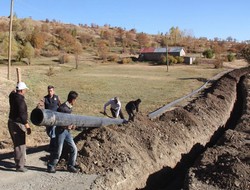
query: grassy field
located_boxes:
[4,56,226,119]
[1,55,244,143]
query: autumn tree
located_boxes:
[101,30,115,50]
[58,30,77,53]
[240,45,250,64]
[116,27,125,44]
[0,21,8,32]
[136,32,149,48]
[212,42,226,59]
[97,40,109,62]
[79,32,93,46]
[126,29,137,54]
[30,27,46,49]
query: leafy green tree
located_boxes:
[17,42,34,64]
[202,49,214,58]
[2,35,19,58]
[169,26,182,45]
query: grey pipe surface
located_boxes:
[30,108,126,128]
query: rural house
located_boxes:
[139,47,186,61]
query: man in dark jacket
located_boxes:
[47,91,79,173]
[8,82,31,172]
[125,99,141,121]
[38,85,61,152]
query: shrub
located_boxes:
[59,54,70,64]
[41,50,60,57]
[108,55,119,62]
[203,49,214,58]
[46,66,55,76]
[192,58,199,65]
[227,53,235,62]
[213,58,223,69]
[176,56,184,63]
[159,55,166,64]
[168,55,177,64]
[121,57,132,64]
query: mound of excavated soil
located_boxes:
[184,74,250,190]
[62,67,250,190]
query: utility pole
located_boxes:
[166,42,169,72]
[8,0,14,80]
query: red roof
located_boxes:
[140,47,155,53]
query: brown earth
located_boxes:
[184,73,250,190]
[55,66,249,189]
[0,65,249,190]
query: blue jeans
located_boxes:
[48,127,77,169]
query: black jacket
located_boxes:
[9,91,28,125]
[44,94,60,111]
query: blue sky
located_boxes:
[0,0,249,41]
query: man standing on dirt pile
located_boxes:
[103,97,125,119]
[37,85,61,152]
[125,98,141,121]
[8,82,31,172]
[47,91,79,173]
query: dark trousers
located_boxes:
[8,119,26,169]
[110,108,124,119]
[126,108,135,121]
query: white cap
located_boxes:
[16,82,29,90]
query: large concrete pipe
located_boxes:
[30,108,126,128]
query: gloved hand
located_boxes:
[26,128,31,135]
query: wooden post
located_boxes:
[8,0,14,80]
[16,67,21,83]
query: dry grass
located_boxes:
[23,58,226,117]
[2,53,244,146]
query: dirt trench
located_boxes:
[183,73,250,190]
[71,67,250,190]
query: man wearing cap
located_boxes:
[8,82,31,172]
[38,85,61,152]
[103,97,124,119]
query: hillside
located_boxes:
[0,16,247,65]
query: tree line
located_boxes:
[0,16,249,67]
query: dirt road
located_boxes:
[0,147,97,190]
